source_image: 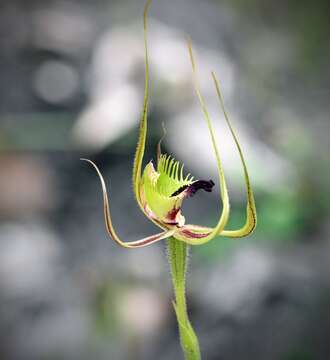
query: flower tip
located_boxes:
[80,158,94,165]
[184,179,215,198]
[80,158,100,173]
[203,179,215,192]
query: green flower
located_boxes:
[82,0,257,248]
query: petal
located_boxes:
[174,226,211,244]
[81,159,176,248]
[180,40,230,245]
[211,72,257,237]
[132,0,152,213]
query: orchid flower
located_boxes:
[82,1,256,359]
[81,3,256,249]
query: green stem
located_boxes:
[167,237,201,360]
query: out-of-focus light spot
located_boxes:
[90,29,143,100]
[126,246,163,280]
[153,22,236,94]
[117,288,166,336]
[32,9,95,53]
[34,60,79,104]
[0,223,61,297]
[200,247,275,316]
[73,84,141,150]
[149,23,190,85]
[74,21,236,151]
[0,155,56,216]
[243,32,295,72]
[18,307,88,358]
[168,104,295,192]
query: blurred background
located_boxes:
[0,0,329,359]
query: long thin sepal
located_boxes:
[211,72,257,237]
[81,159,175,248]
[132,0,152,211]
[177,40,230,245]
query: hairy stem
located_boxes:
[167,237,201,360]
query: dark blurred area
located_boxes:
[0,0,329,359]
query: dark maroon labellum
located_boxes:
[171,180,215,198]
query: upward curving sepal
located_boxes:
[81,159,176,248]
[132,0,152,212]
[177,40,230,245]
[211,72,257,237]
[174,72,258,241]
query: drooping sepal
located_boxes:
[81,158,176,248]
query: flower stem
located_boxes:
[167,237,201,360]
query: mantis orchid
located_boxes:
[82,0,257,358]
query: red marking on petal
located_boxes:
[166,207,180,222]
[144,204,156,218]
[130,234,164,247]
[143,204,169,229]
[181,229,210,239]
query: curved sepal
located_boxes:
[132,0,152,211]
[182,40,230,244]
[81,159,176,248]
[172,72,258,241]
[211,72,257,237]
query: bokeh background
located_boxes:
[0,0,329,359]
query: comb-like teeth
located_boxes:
[180,164,184,181]
[174,161,179,180]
